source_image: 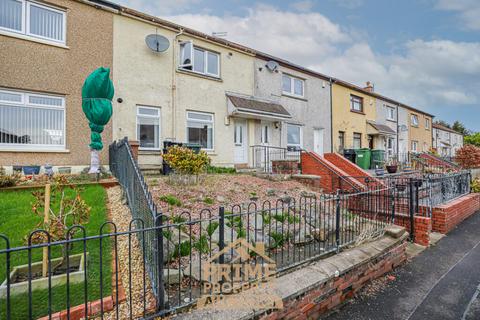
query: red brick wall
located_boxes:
[261,241,408,320]
[271,160,299,174]
[301,152,363,193]
[432,193,480,233]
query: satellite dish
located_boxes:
[399,125,408,132]
[145,34,170,53]
[265,60,279,72]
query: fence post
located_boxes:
[335,191,341,252]
[155,211,165,311]
[390,186,395,223]
[409,179,415,242]
[218,207,225,265]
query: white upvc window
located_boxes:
[282,74,304,98]
[425,118,430,129]
[186,111,214,150]
[411,114,419,127]
[179,41,220,77]
[0,88,65,150]
[286,123,302,149]
[0,0,66,44]
[136,106,160,150]
[411,140,418,152]
[386,106,395,121]
[261,124,270,144]
[353,132,362,149]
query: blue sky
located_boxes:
[117,0,480,131]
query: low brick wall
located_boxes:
[432,193,480,234]
[271,160,299,175]
[391,214,431,246]
[292,174,323,192]
[261,236,408,320]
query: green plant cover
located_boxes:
[81,67,114,150]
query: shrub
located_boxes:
[471,179,480,193]
[0,166,20,188]
[203,197,214,205]
[159,195,183,207]
[206,166,236,174]
[456,145,480,169]
[163,146,211,175]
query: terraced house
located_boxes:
[0,0,113,173]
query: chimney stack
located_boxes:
[364,81,374,92]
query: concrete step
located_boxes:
[140,165,162,175]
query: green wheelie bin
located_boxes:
[355,148,372,170]
[370,149,386,169]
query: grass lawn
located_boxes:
[0,185,112,319]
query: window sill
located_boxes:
[386,118,396,123]
[281,93,307,102]
[176,69,222,82]
[0,29,69,49]
[0,148,70,153]
[139,149,162,155]
[350,110,366,115]
[411,125,419,128]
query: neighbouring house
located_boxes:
[110,5,255,168]
[331,80,377,153]
[406,107,433,153]
[0,0,113,173]
[250,54,332,160]
[433,123,463,157]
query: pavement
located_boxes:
[324,211,480,320]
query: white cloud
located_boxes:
[436,0,480,30]
[167,5,480,113]
[291,0,315,12]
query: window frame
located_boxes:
[286,123,303,149]
[411,140,418,152]
[411,114,419,127]
[136,105,161,151]
[350,95,363,113]
[0,88,66,151]
[0,0,66,44]
[338,131,345,152]
[425,118,430,130]
[186,111,215,151]
[179,41,220,78]
[386,105,396,121]
[282,74,305,98]
[353,132,362,149]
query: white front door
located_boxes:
[234,120,247,164]
[313,128,324,155]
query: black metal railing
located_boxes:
[251,145,301,173]
[0,189,394,319]
[109,138,164,307]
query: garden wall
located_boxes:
[431,193,480,234]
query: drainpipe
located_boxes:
[396,103,400,156]
[171,28,184,141]
[329,78,334,153]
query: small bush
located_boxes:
[203,197,214,205]
[206,221,219,237]
[273,212,300,224]
[0,166,20,188]
[163,146,211,175]
[206,166,236,174]
[194,235,210,254]
[159,195,183,207]
[172,241,191,258]
[471,179,480,193]
[456,145,480,169]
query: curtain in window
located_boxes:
[0,0,22,31]
[29,3,63,41]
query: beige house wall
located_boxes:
[112,14,255,167]
[407,110,433,152]
[0,0,113,170]
[331,83,376,151]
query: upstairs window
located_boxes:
[386,106,395,121]
[425,118,430,129]
[282,74,304,97]
[350,95,363,112]
[179,41,220,77]
[411,114,419,127]
[0,0,66,44]
[0,88,65,150]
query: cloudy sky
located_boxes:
[117,0,480,130]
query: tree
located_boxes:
[452,121,469,135]
[456,145,480,168]
[465,133,480,147]
[435,120,451,128]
